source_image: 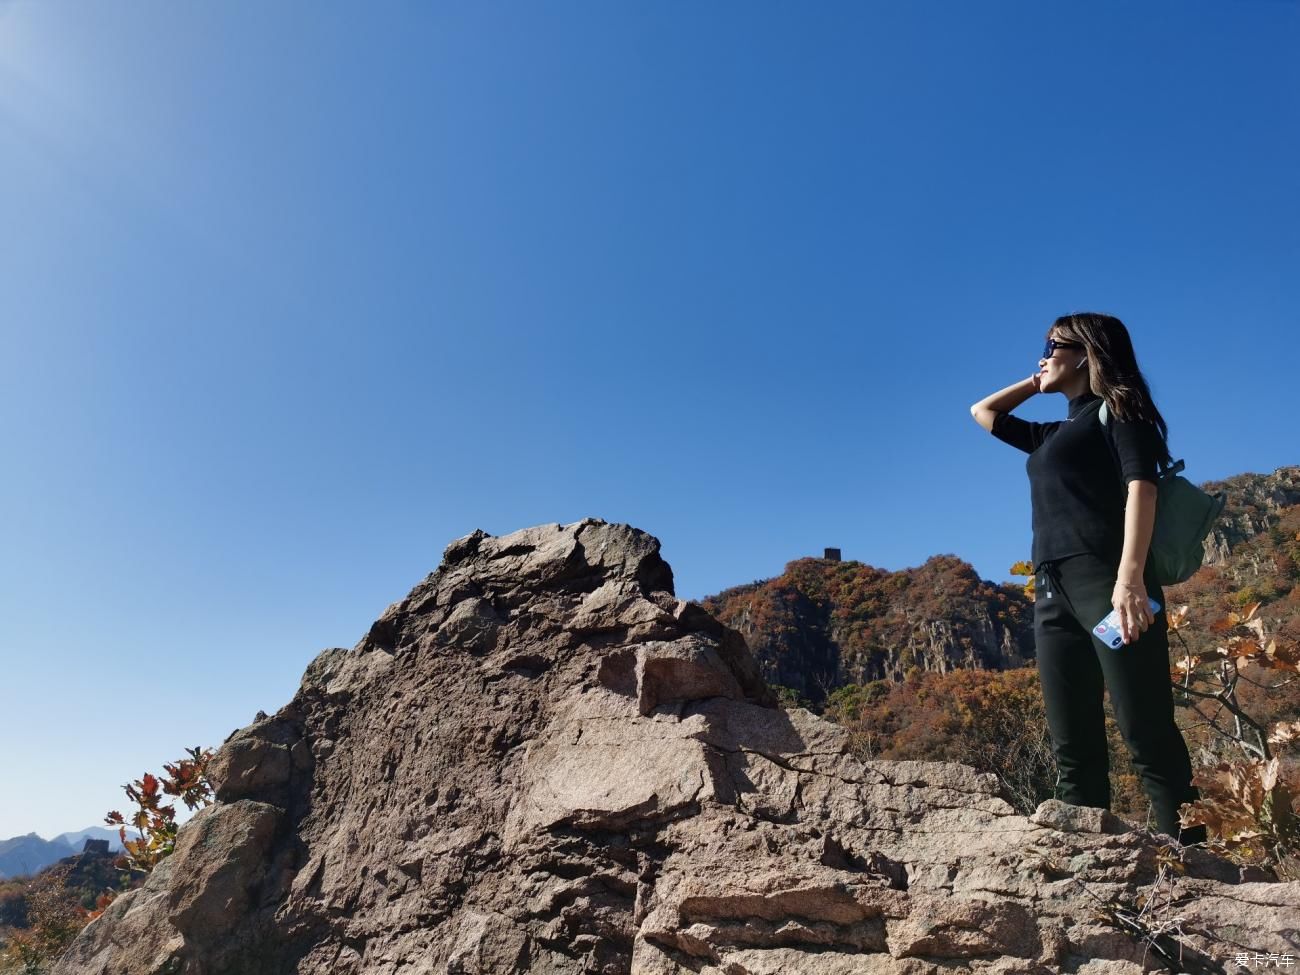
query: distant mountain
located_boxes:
[53,827,125,855]
[0,833,74,880]
[0,827,124,880]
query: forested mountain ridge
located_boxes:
[699,553,1035,704]
[701,465,1300,706]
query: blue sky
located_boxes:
[1,2,1295,840]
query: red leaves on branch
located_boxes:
[1165,601,1300,876]
[102,746,215,883]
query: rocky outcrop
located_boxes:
[55,519,1300,974]
[1203,466,1300,565]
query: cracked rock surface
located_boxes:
[54,519,1300,974]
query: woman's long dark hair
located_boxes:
[1046,312,1172,468]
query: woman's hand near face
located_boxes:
[1112,579,1153,644]
[969,375,1041,432]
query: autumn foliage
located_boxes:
[104,746,216,882]
[824,666,1059,815]
[0,748,217,973]
[845,661,1167,811]
[1162,600,1300,877]
[0,865,90,974]
[704,553,1034,704]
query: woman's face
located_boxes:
[1037,331,1088,394]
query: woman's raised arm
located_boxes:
[969,375,1041,433]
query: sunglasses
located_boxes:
[1043,338,1084,359]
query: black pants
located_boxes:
[1034,551,1207,844]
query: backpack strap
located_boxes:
[1093,400,1127,496]
[1097,399,1183,479]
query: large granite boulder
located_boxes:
[54,519,1300,974]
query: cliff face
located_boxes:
[1202,466,1300,566]
[1164,465,1300,653]
[54,520,1300,975]
[701,555,1035,703]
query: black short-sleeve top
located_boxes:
[991,391,1165,571]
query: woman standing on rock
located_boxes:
[969,312,1206,846]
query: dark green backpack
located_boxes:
[1098,401,1226,586]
